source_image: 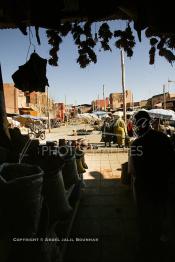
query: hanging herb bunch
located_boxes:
[114,23,135,57]
[149,37,158,64]
[71,21,97,68]
[46,29,62,66]
[145,27,175,65]
[45,20,175,68]
[46,22,72,66]
[98,23,113,51]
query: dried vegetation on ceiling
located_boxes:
[0,1,175,67]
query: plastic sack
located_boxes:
[62,155,80,189]
[43,169,72,225]
[0,163,43,237]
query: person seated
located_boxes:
[72,129,77,136]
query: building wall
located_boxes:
[147,93,170,109]
[28,91,52,117]
[140,100,147,108]
[110,90,133,110]
[3,84,56,117]
[169,93,175,99]
[3,83,18,114]
[92,98,109,111]
[55,103,65,121]
[152,93,169,107]
[166,100,175,110]
[18,90,27,108]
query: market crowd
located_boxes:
[101,113,134,148]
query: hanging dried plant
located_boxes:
[77,54,90,68]
[125,24,135,41]
[71,21,97,68]
[35,26,41,45]
[60,22,72,37]
[44,20,175,68]
[71,22,84,40]
[114,24,135,57]
[101,41,111,51]
[49,47,59,66]
[126,48,133,57]
[149,47,156,64]
[83,21,92,37]
[159,48,175,64]
[114,30,123,37]
[157,38,166,50]
[145,28,158,38]
[150,38,158,46]
[46,29,62,66]
[98,23,112,51]
[167,37,175,49]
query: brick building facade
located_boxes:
[3,83,55,117]
[3,83,18,114]
[55,102,65,121]
[109,90,133,110]
[147,92,175,109]
[92,98,109,111]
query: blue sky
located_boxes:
[0,21,175,105]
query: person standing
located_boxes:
[127,115,134,137]
[129,110,175,261]
[114,114,127,147]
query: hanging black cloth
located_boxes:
[12,52,49,93]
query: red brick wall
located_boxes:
[93,98,109,110]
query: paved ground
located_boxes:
[40,124,131,151]
[64,152,138,262]
[43,124,101,144]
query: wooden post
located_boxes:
[47,86,51,132]
[103,84,106,111]
[0,64,11,148]
[121,49,126,123]
[163,84,166,109]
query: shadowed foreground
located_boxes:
[64,153,138,262]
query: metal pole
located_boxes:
[47,86,51,132]
[121,49,126,123]
[163,84,166,109]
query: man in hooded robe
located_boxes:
[113,114,127,147]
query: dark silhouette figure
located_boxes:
[101,119,112,147]
[129,110,175,261]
